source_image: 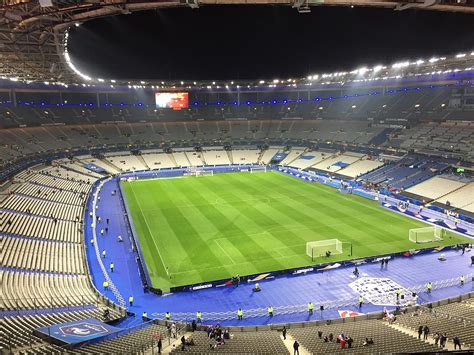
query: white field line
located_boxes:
[213,239,236,265]
[129,185,169,278]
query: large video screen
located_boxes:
[155,92,189,110]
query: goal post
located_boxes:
[195,169,214,177]
[250,166,267,173]
[409,226,446,243]
[306,239,344,261]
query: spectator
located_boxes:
[347,336,353,348]
[453,335,461,350]
[340,337,346,349]
[423,325,430,340]
[440,332,447,348]
[293,340,300,355]
[363,337,374,346]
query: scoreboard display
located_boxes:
[155,92,189,110]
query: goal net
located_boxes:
[250,166,267,173]
[409,226,446,243]
[195,169,214,177]
[306,239,343,260]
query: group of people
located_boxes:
[312,330,358,349]
[206,324,230,350]
[418,325,462,350]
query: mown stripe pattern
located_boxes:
[122,172,466,291]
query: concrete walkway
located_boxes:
[281,333,311,355]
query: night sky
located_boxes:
[67,5,474,81]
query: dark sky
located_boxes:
[68,5,474,81]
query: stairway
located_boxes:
[383,321,456,351]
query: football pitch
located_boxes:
[122,171,468,291]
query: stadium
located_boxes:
[1,1,474,354]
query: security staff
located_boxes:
[237,308,243,320]
[426,282,432,294]
[268,306,273,317]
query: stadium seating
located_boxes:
[434,182,474,212]
[74,323,169,354]
[202,150,231,165]
[288,319,440,354]
[230,149,261,165]
[141,151,178,169]
[1,308,122,353]
[405,175,466,200]
[395,302,474,349]
[337,159,385,178]
[171,328,290,354]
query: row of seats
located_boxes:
[2,210,82,243]
[75,323,169,354]
[2,270,99,310]
[3,236,85,274]
[406,175,466,200]
[1,193,83,221]
[289,319,440,354]
[171,329,290,354]
[12,182,87,206]
[27,172,92,194]
[396,303,474,348]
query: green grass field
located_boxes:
[122,171,469,291]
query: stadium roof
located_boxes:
[1,0,473,87]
